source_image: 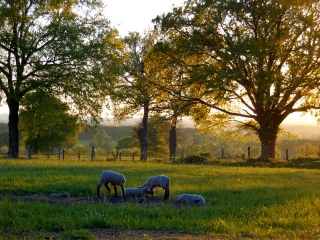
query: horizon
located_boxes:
[0,112,318,127]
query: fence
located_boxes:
[0,145,292,160]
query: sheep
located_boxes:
[140,175,170,200]
[124,186,154,198]
[97,170,126,198]
[177,194,206,205]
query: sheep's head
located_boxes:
[146,187,154,195]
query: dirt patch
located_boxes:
[0,192,209,208]
[1,193,224,240]
[90,229,229,239]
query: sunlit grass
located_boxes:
[1,158,320,239]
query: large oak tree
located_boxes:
[0,0,117,157]
[153,0,320,158]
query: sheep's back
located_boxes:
[178,194,206,205]
[99,170,126,185]
[143,175,169,188]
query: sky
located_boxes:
[103,0,186,36]
[0,0,318,126]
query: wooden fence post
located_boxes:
[248,147,251,158]
[27,145,31,159]
[91,146,95,160]
[58,147,60,160]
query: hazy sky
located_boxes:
[103,0,186,36]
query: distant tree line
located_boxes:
[0,122,319,159]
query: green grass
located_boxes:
[1,158,320,239]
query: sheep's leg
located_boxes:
[97,184,102,198]
[163,187,170,200]
[120,185,126,199]
[113,185,118,197]
[104,183,111,193]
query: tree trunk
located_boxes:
[7,99,20,158]
[258,120,280,159]
[169,117,177,158]
[138,102,149,161]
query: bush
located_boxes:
[175,155,209,164]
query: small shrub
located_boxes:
[200,152,212,159]
[176,155,209,164]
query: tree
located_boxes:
[117,136,138,149]
[153,0,320,158]
[111,32,162,161]
[0,130,9,147]
[0,0,118,157]
[92,129,113,151]
[296,143,318,158]
[19,92,82,154]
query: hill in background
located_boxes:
[0,113,319,139]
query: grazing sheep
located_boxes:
[97,170,126,198]
[140,175,170,200]
[124,186,154,198]
[177,194,206,205]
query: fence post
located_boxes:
[132,152,135,161]
[222,148,224,159]
[119,152,122,161]
[143,148,147,161]
[78,151,80,160]
[27,145,31,159]
[286,149,288,160]
[91,146,95,160]
[58,147,60,160]
[248,147,251,158]
[62,149,65,160]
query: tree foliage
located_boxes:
[0,0,119,157]
[153,0,320,158]
[91,129,113,151]
[19,92,82,153]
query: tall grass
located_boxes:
[1,158,320,239]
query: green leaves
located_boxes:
[19,91,82,153]
[154,0,320,158]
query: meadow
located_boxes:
[0,157,320,239]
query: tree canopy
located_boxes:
[0,0,119,157]
[19,91,82,153]
[153,0,320,158]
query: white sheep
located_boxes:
[177,194,206,205]
[140,175,170,200]
[97,170,126,198]
[124,186,154,198]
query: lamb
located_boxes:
[124,186,154,198]
[97,170,126,198]
[177,194,206,205]
[140,175,170,200]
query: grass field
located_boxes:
[0,158,320,239]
